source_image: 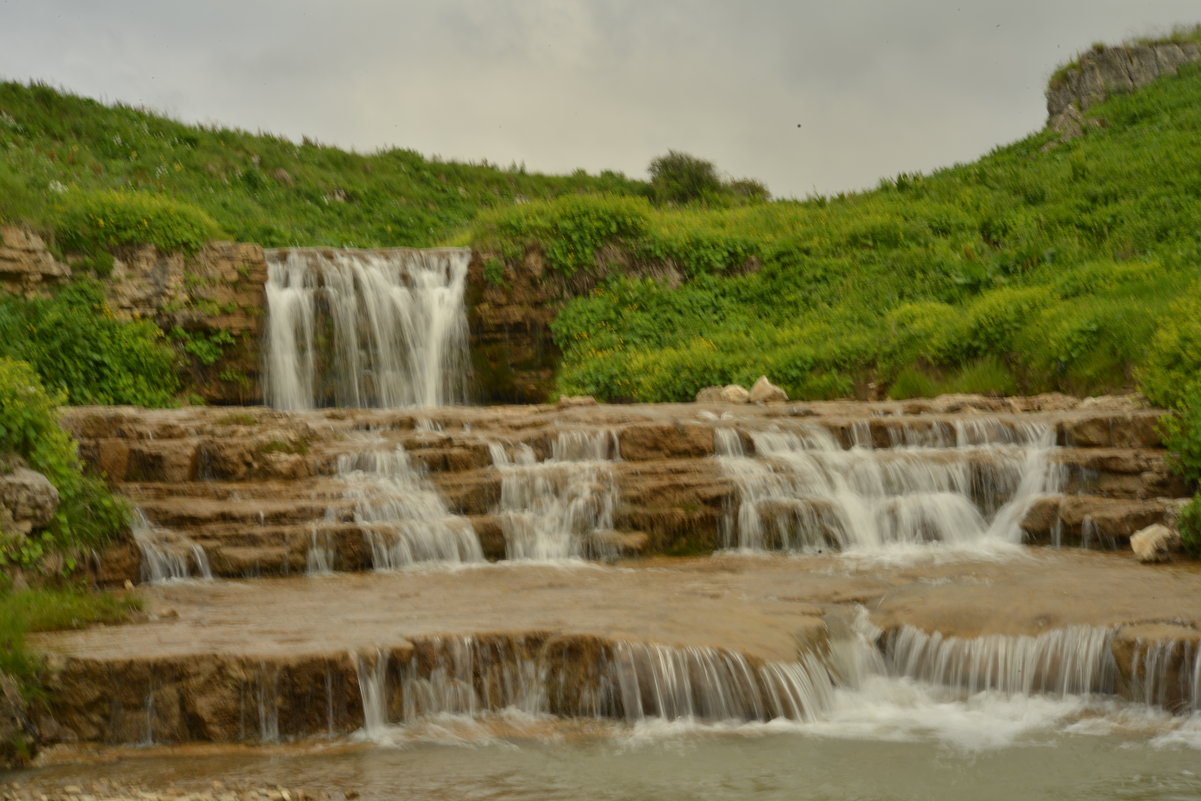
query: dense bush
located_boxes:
[0,282,180,406]
[1139,284,1201,410]
[55,189,221,255]
[648,151,724,205]
[1175,494,1201,558]
[0,357,127,568]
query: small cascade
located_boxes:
[489,430,621,561]
[716,418,1060,553]
[882,625,1118,697]
[131,509,213,584]
[305,524,335,576]
[263,247,471,410]
[256,663,281,743]
[607,642,835,723]
[1130,638,1201,714]
[355,650,391,737]
[351,635,836,732]
[334,443,483,570]
[400,636,548,721]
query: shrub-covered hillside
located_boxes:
[465,58,1201,404]
[0,81,646,247]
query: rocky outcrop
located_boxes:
[0,464,59,536]
[105,241,267,405]
[1130,523,1181,563]
[0,226,70,296]
[466,250,563,403]
[0,673,34,770]
[54,395,1190,583]
[0,229,268,404]
[1047,40,1201,136]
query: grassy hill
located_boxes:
[0,81,645,248]
[463,57,1201,405]
[2,44,1201,412]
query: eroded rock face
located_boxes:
[106,241,267,405]
[0,672,33,769]
[0,465,60,536]
[0,226,70,297]
[1046,41,1201,138]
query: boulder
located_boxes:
[1130,523,1180,564]
[0,466,60,536]
[695,386,724,403]
[749,376,788,403]
[719,385,751,404]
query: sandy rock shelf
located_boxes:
[29,551,1201,745]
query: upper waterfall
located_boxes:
[263,247,471,410]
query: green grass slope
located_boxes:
[0,81,645,247]
[466,59,1201,403]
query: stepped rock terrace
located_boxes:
[23,394,1200,750]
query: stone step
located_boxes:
[1021,495,1184,547]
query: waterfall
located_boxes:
[882,625,1118,697]
[716,418,1060,553]
[335,443,484,570]
[263,247,471,410]
[352,635,836,733]
[355,650,391,737]
[131,509,213,584]
[1130,638,1201,714]
[489,431,621,561]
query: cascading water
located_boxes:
[131,509,213,584]
[263,248,471,410]
[489,430,621,561]
[334,442,483,570]
[716,418,1061,554]
[351,634,836,737]
[1130,638,1201,714]
[882,624,1119,697]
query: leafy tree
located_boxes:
[648,151,723,205]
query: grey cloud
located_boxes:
[1,1,1198,198]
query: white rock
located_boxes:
[1130,523,1180,564]
[719,385,751,404]
[749,375,788,403]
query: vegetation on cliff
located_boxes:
[467,58,1201,402]
[0,357,128,567]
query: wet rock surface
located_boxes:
[27,550,1201,745]
[57,394,1184,582]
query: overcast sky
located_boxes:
[0,1,1198,198]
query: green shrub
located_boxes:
[0,282,180,407]
[55,189,221,255]
[0,358,128,568]
[945,357,1018,396]
[1161,398,1201,489]
[888,367,941,399]
[649,151,723,205]
[1139,285,1201,410]
[1175,495,1201,558]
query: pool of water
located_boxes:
[19,684,1201,801]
